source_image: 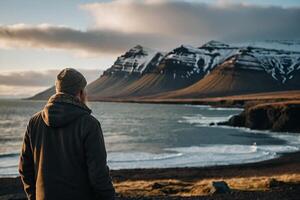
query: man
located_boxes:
[19,68,115,200]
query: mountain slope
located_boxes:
[157,46,300,99]
[27,86,55,100]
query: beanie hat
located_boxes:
[55,68,87,96]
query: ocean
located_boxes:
[0,99,299,177]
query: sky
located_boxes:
[0,0,299,97]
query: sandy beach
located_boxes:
[1,151,300,200]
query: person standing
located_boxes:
[19,68,115,200]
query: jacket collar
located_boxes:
[47,92,92,114]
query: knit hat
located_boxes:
[55,68,87,96]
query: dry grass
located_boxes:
[114,174,300,197]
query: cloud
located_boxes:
[0,85,48,98]
[0,24,174,55]
[0,0,299,56]
[81,0,300,42]
[0,69,102,87]
[0,68,103,97]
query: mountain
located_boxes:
[27,86,55,100]
[157,46,300,98]
[103,45,162,75]
[88,41,242,99]
[29,40,300,101]
[87,45,166,99]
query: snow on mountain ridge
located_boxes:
[201,40,230,48]
[162,43,239,78]
[105,45,162,75]
[234,46,300,84]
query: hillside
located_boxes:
[27,86,55,100]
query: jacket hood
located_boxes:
[41,93,92,128]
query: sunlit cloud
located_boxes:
[0,85,48,98]
[0,69,102,87]
[81,0,300,41]
[0,69,103,97]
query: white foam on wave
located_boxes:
[184,104,244,112]
[208,107,244,111]
[0,119,15,126]
[176,112,300,166]
[178,114,231,126]
[165,144,258,154]
[109,152,183,163]
[0,153,19,177]
[184,104,210,108]
[166,144,299,155]
[108,152,184,169]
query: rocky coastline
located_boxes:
[217,101,300,133]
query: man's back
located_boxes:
[19,93,115,200]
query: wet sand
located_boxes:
[1,151,300,200]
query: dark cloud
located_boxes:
[0,69,102,87]
[0,24,175,54]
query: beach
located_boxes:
[1,97,300,199]
[1,151,300,200]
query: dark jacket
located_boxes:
[19,93,115,200]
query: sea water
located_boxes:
[0,99,299,177]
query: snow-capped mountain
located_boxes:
[157,42,300,99]
[159,41,239,79]
[104,45,164,75]
[235,46,300,84]
[103,41,300,84]
[29,40,300,100]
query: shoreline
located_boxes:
[25,90,300,108]
[1,151,300,199]
[111,150,300,182]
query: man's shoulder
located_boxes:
[79,113,101,126]
[28,111,43,125]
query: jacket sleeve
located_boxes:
[84,119,115,200]
[19,123,36,200]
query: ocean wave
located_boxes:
[184,104,210,108]
[0,164,18,169]
[207,107,244,111]
[178,114,232,126]
[165,144,299,155]
[183,104,244,111]
[0,119,14,126]
[108,152,183,163]
[0,152,19,158]
[107,143,299,170]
